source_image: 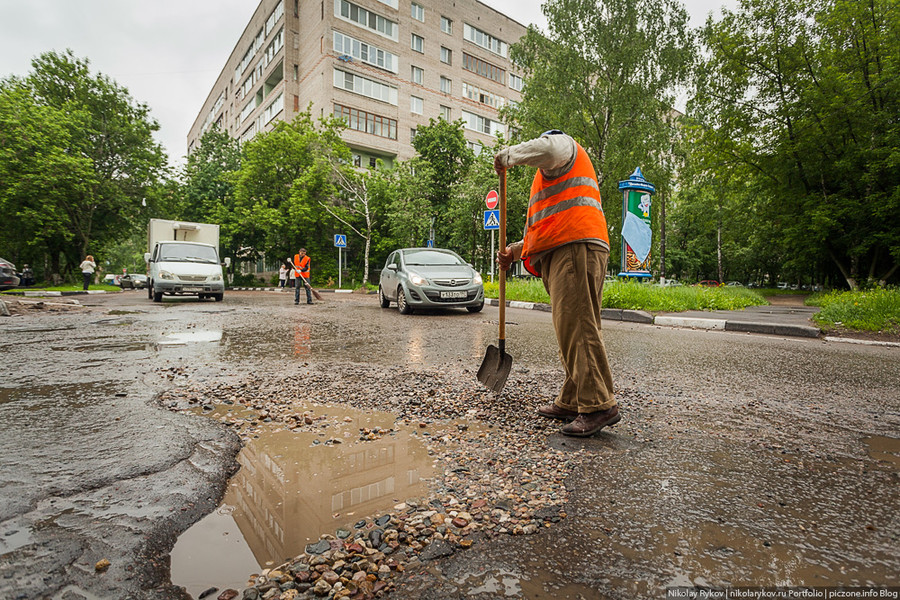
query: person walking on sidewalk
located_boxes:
[279,264,287,289]
[79,255,97,291]
[494,130,619,437]
[293,248,313,305]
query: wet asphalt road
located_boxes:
[1,290,898,599]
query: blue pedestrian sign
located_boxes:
[427,239,434,248]
[334,234,347,247]
[483,210,500,230]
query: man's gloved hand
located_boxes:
[497,246,515,271]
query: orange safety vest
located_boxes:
[521,143,609,277]
[293,254,310,279]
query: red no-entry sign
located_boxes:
[485,190,499,210]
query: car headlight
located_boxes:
[158,270,176,280]
[208,273,222,282]
[409,273,427,286]
[473,273,483,285]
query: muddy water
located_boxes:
[170,402,437,598]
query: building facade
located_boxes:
[188,0,528,167]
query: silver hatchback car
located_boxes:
[379,248,484,314]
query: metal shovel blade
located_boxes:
[477,342,513,393]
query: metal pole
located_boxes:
[338,247,342,288]
[490,230,495,283]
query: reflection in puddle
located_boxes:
[863,435,900,467]
[158,329,223,345]
[171,404,433,598]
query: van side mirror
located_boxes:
[143,252,151,263]
[223,257,231,268]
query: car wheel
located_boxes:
[378,285,390,308]
[147,282,153,300]
[467,302,484,313]
[213,293,223,302]
[152,284,162,302]
[397,286,412,314]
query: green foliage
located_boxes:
[410,118,475,242]
[0,50,166,277]
[228,110,349,284]
[689,0,900,289]
[808,288,900,333]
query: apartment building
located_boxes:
[188,0,528,168]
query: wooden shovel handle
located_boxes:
[499,169,506,344]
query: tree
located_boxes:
[410,118,475,243]
[690,0,900,288]
[229,111,349,283]
[1,50,166,278]
[507,0,695,269]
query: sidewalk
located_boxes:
[486,299,822,339]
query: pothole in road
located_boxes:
[171,402,444,598]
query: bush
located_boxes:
[808,288,900,333]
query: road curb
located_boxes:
[486,298,827,340]
[228,287,365,294]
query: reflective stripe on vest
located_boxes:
[521,143,609,277]
[294,254,310,278]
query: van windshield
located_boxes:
[159,244,219,263]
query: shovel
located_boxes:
[477,169,513,393]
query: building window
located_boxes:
[333,68,399,104]
[411,33,424,53]
[263,92,284,123]
[439,105,451,120]
[353,154,362,167]
[463,52,505,84]
[462,82,505,108]
[336,0,397,40]
[440,46,451,64]
[334,103,398,139]
[410,128,417,141]
[440,76,451,94]
[411,2,424,21]
[463,23,507,57]
[369,156,377,168]
[334,30,399,73]
[293,64,299,81]
[411,65,423,85]
[410,95,423,114]
[440,16,452,34]
[462,109,505,136]
[509,73,523,91]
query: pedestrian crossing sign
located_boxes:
[334,234,347,247]
[483,210,500,230]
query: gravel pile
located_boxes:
[158,363,602,599]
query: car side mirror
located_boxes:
[143,252,151,263]
[388,263,398,271]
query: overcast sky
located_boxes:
[0,0,734,167]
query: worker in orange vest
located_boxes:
[293,248,312,305]
[495,130,619,437]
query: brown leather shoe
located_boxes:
[537,403,579,420]
[561,405,621,437]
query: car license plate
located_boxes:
[440,291,467,299]
[184,286,203,292]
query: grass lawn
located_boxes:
[807,288,900,333]
[2,284,122,293]
[484,278,767,312]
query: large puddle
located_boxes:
[170,402,436,598]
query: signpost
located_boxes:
[334,234,347,288]
[484,190,500,281]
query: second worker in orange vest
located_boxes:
[293,248,313,305]
[494,130,620,437]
